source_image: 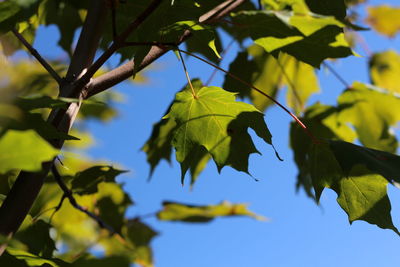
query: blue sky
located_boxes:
[30,1,400,266]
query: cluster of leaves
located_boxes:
[143,0,400,234]
[1,0,400,266]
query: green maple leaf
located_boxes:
[310,141,399,234]
[166,86,273,183]
[142,80,210,185]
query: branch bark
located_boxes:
[86,0,247,98]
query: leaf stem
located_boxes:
[178,49,320,144]
[177,49,197,98]
[11,29,62,85]
[322,62,350,89]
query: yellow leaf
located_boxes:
[366,5,400,37]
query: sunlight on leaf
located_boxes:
[157,201,267,222]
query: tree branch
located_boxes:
[65,0,109,84]
[51,165,116,234]
[0,0,110,240]
[11,29,62,85]
[86,0,247,98]
[73,0,163,98]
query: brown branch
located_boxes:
[65,0,109,84]
[51,165,116,234]
[0,0,110,242]
[11,29,62,85]
[73,0,163,98]
[86,0,247,98]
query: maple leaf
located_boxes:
[166,86,273,183]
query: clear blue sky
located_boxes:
[30,1,400,266]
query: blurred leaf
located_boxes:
[366,5,400,37]
[71,165,128,195]
[15,219,56,258]
[79,91,123,122]
[224,45,319,113]
[157,201,266,222]
[305,0,346,19]
[0,0,41,33]
[101,219,157,267]
[0,130,58,173]
[96,182,132,232]
[166,85,273,183]
[337,82,400,152]
[71,256,130,267]
[369,50,400,93]
[3,247,67,267]
[38,0,86,54]
[15,96,77,111]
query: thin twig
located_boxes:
[177,49,197,98]
[49,194,67,224]
[51,165,116,235]
[11,29,62,85]
[322,62,350,88]
[178,49,320,144]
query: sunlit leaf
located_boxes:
[337,82,400,152]
[0,129,58,173]
[231,10,352,67]
[3,247,66,267]
[142,80,211,185]
[157,201,266,222]
[166,85,273,183]
[369,50,400,93]
[366,5,400,37]
[310,141,399,234]
[224,45,319,114]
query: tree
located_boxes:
[0,0,400,266]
